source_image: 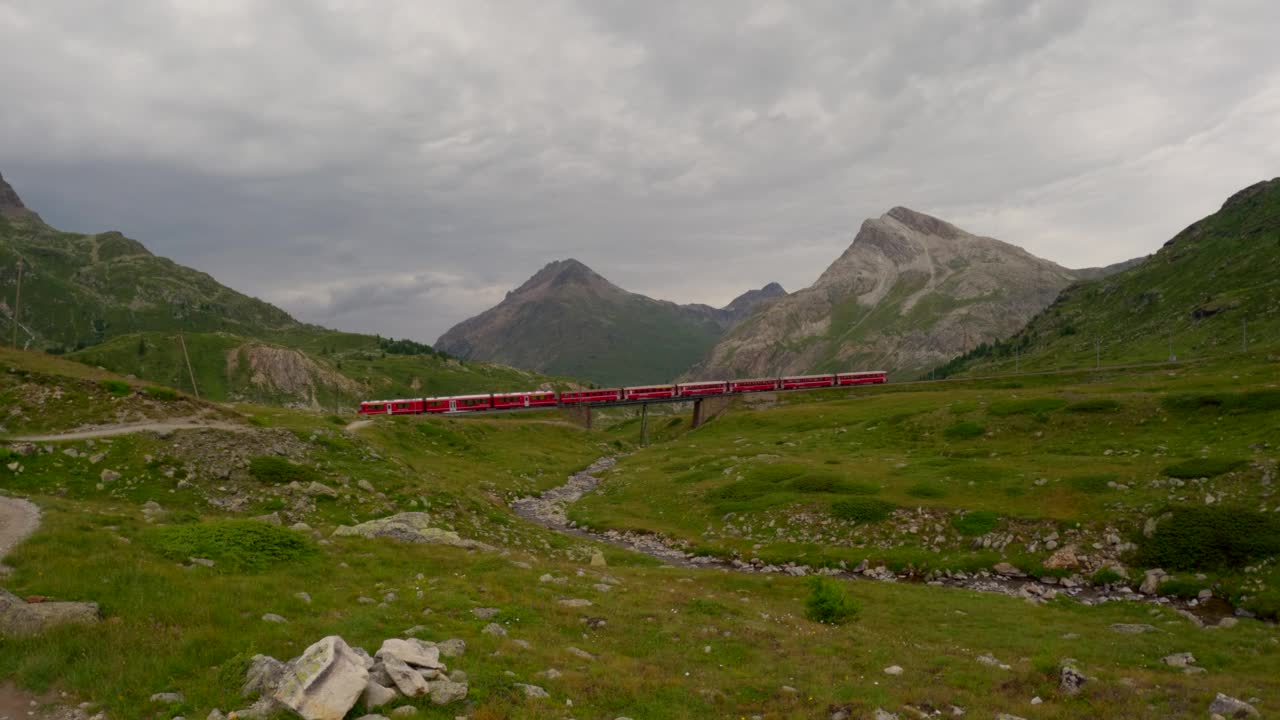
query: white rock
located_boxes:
[428,680,468,705]
[377,639,443,670]
[381,655,430,698]
[514,683,549,699]
[273,636,370,720]
[883,665,903,676]
[362,681,397,709]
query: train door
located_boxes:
[449,399,457,412]
[524,395,531,408]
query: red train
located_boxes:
[359,371,886,416]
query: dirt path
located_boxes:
[0,496,40,571]
[344,419,374,432]
[8,419,248,443]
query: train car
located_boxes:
[836,371,887,386]
[624,384,676,401]
[780,374,837,390]
[730,377,780,393]
[422,397,452,413]
[372,398,424,415]
[447,394,492,412]
[359,400,388,415]
[559,388,623,404]
[492,391,559,409]
[676,380,728,397]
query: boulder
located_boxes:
[513,683,549,699]
[992,562,1023,578]
[243,654,287,697]
[1059,664,1087,695]
[589,551,607,567]
[428,680,468,705]
[1109,623,1156,634]
[376,639,443,670]
[1042,545,1080,570]
[1,588,100,636]
[273,636,370,720]
[1208,693,1259,718]
[1139,569,1167,595]
[1162,652,1196,668]
[380,654,430,698]
[437,638,466,658]
[332,513,493,550]
[362,680,397,710]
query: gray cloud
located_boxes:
[2,0,1277,343]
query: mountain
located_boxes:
[0,170,561,407]
[937,177,1280,375]
[435,259,785,386]
[688,207,1096,380]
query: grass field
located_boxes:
[1,349,1278,719]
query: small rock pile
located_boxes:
[227,634,468,720]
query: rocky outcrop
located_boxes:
[245,634,469,719]
[332,512,494,551]
[0,588,100,636]
[226,344,365,409]
[0,171,40,221]
[688,207,1082,379]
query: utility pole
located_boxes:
[11,258,23,349]
[178,333,200,400]
[639,403,649,447]
[1168,331,1175,362]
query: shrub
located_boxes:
[1162,457,1245,479]
[943,421,985,440]
[142,386,179,401]
[1156,578,1205,599]
[951,510,1000,536]
[1134,506,1280,570]
[1067,473,1117,493]
[144,520,314,572]
[788,474,879,495]
[98,379,130,396]
[1162,389,1280,414]
[987,398,1067,416]
[248,456,321,485]
[1090,567,1126,586]
[1066,398,1122,413]
[830,498,896,523]
[804,577,859,625]
[906,482,947,499]
[705,480,774,502]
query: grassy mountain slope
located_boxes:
[0,172,565,406]
[436,259,784,386]
[937,178,1280,375]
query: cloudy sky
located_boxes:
[2,1,1278,342]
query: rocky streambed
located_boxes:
[513,457,1248,626]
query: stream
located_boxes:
[512,457,1243,626]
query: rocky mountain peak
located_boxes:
[514,259,616,296]
[885,206,965,239]
[0,171,40,221]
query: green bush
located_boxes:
[144,520,314,572]
[1162,389,1280,414]
[1090,567,1126,585]
[951,510,1000,536]
[1162,457,1245,479]
[1067,473,1117,493]
[1156,578,1205,599]
[788,474,879,495]
[830,498,896,523]
[705,480,774,502]
[98,379,131,396]
[248,456,321,485]
[906,482,947,499]
[987,398,1067,416]
[804,577,859,625]
[142,386,179,401]
[1135,506,1280,570]
[943,421,985,440]
[1065,398,1122,413]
